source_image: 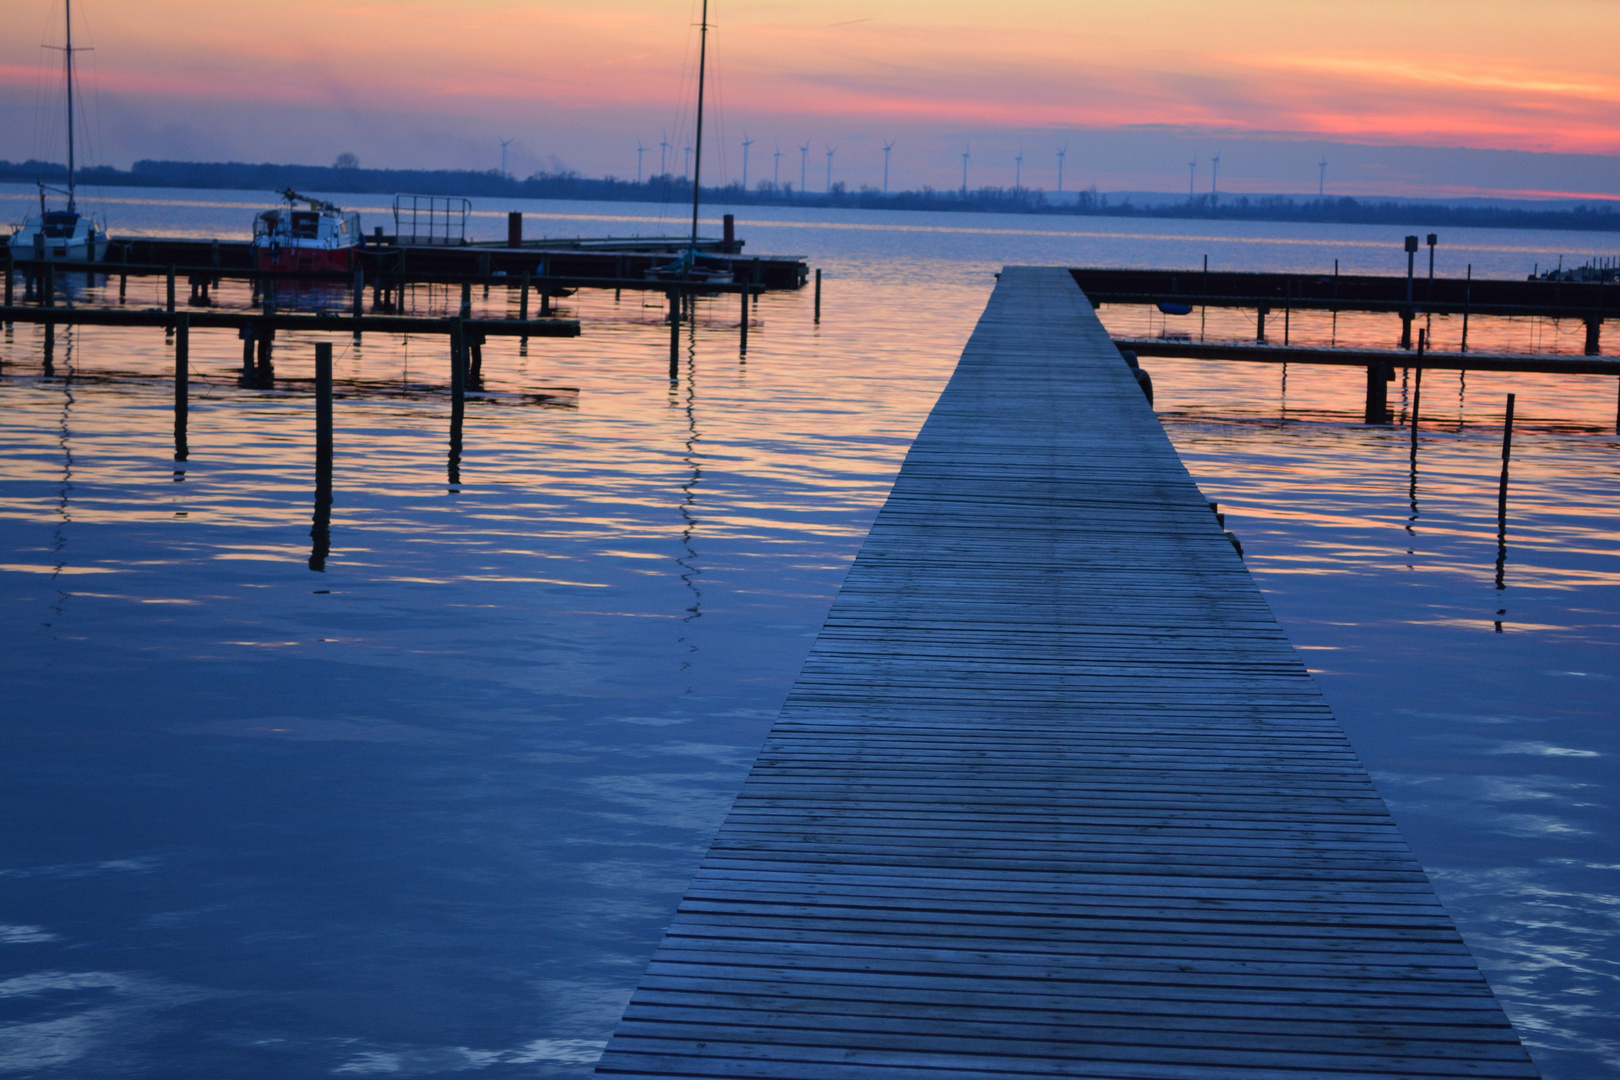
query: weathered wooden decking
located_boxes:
[594,267,1538,1079]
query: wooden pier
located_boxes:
[593,267,1538,1079]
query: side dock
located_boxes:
[593,266,1538,1078]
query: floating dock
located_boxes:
[593,267,1538,1079]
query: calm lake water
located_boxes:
[2,186,1617,1078]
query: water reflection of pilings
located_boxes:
[675,322,704,675]
[48,329,76,628]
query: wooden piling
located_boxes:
[3,248,11,311]
[1255,305,1267,343]
[448,318,465,484]
[311,341,334,572]
[668,290,680,379]
[1461,264,1472,353]
[352,268,365,320]
[507,212,522,249]
[813,268,822,322]
[518,272,529,322]
[166,264,176,316]
[1410,329,1424,453]
[42,263,54,309]
[1584,317,1602,356]
[460,280,472,318]
[240,323,256,380]
[315,341,333,461]
[739,289,749,353]
[174,314,189,461]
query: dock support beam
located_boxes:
[1256,305,1267,343]
[1585,317,1602,356]
[1364,359,1392,424]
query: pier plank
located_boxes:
[593,267,1537,1079]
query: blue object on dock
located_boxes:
[1158,300,1193,315]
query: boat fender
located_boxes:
[1118,348,1139,369]
[1134,366,1154,405]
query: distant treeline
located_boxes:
[4,158,1618,233]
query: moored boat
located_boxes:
[7,0,108,265]
[252,189,362,273]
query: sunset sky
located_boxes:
[2,0,1617,197]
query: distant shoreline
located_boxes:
[4,158,1618,234]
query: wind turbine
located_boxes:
[961,147,970,197]
[683,143,692,179]
[1318,158,1328,197]
[635,138,647,184]
[773,145,783,190]
[882,139,895,195]
[1057,145,1067,194]
[825,145,837,193]
[741,134,754,190]
[799,142,810,195]
[1211,154,1220,201]
[1188,159,1197,199]
[1014,148,1023,192]
[659,132,670,177]
[499,137,514,178]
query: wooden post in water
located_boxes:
[518,272,530,321]
[1400,235,1417,349]
[448,318,465,484]
[311,341,334,572]
[740,288,749,354]
[42,263,54,309]
[813,268,822,323]
[174,314,189,461]
[1410,329,1425,454]
[1499,392,1516,504]
[668,290,680,379]
[1255,305,1267,343]
[1461,264,1472,353]
[507,212,523,249]
[166,264,176,317]
[352,267,364,320]
[460,280,472,318]
[3,247,11,310]
[240,323,256,381]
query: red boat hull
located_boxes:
[255,245,357,273]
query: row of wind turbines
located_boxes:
[579,138,1337,199]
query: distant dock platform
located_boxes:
[592,267,1538,1079]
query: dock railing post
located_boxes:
[311,341,334,572]
[174,314,189,461]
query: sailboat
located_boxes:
[645,0,733,285]
[8,0,109,264]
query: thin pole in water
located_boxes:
[311,341,334,571]
[1410,329,1424,456]
[814,268,822,323]
[1496,392,1516,593]
[174,314,189,462]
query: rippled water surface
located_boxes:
[2,188,1617,1078]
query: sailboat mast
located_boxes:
[64,0,76,212]
[689,0,708,250]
